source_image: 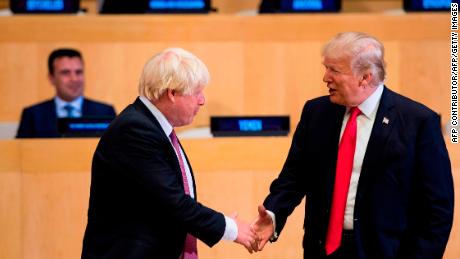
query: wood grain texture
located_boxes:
[0,14,451,132]
[0,138,458,259]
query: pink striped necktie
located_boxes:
[169,130,198,259]
[325,107,361,255]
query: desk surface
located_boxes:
[0,138,458,259]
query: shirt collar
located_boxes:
[355,84,384,119]
[139,96,173,137]
[54,95,83,111]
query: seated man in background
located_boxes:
[16,48,116,138]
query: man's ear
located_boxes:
[167,89,176,103]
[360,72,373,88]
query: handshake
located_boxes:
[231,205,275,254]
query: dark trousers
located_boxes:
[327,230,357,259]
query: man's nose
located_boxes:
[70,72,79,81]
[323,70,331,83]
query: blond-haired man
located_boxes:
[82,48,258,259]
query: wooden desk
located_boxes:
[0,138,458,259]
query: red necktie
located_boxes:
[170,130,198,259]
[325,107,361,255]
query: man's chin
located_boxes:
[60,94,81,102]
[176,119,194,128]
[329,96,344,106]
[328,95,336,102]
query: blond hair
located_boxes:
[139,48,210,100]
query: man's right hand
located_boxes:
[230,212,259,253]
[251,205,275,251]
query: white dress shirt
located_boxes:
[139,96,238,241]
[340,84,383,229]
[54,95,83,118]
[268,84,384,235]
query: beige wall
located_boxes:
[0,139,458,259]
[0,9,457,259]
[0,13,451,133]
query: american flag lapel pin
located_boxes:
[382,117,389,125]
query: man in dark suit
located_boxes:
[81,48,258,259]
[16,48,116,138]
[252,32,454,259]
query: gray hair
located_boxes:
[322,32,386,86]
[138,48,210,100]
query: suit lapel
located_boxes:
[82,98,89,116]
[326,88,399,204]
[45,100,59,136]
[359,87,398,188]
[133,98,196,198]
[325,104,347,203]
[178,140,197,200]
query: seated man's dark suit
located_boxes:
[263,87,454,259]
[16,98,116,138]
[81,98,225,259]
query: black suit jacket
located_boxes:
[81,98,225,259]
[16,98,116,138]
[264,87,454,259]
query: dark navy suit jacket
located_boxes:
[264,87,454,259]
[16,98,116,138]
[81,98,225,259]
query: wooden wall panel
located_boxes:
[0,14,451,131]
[18,139,96,259]
[0,139,458,259]
[444,139,460,258]
[21,172,90,259]
[0,170,21,259]
[445,168,460,259]
[0,12,456,258]
[0,141,21,259]
[399,41,450,114]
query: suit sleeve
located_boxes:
[99,119,225,247]
[16,108,34,138]
[399,113,454,259]
[263,102,310,236]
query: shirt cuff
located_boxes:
[221,216,238,241]
[266,210,279,241]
